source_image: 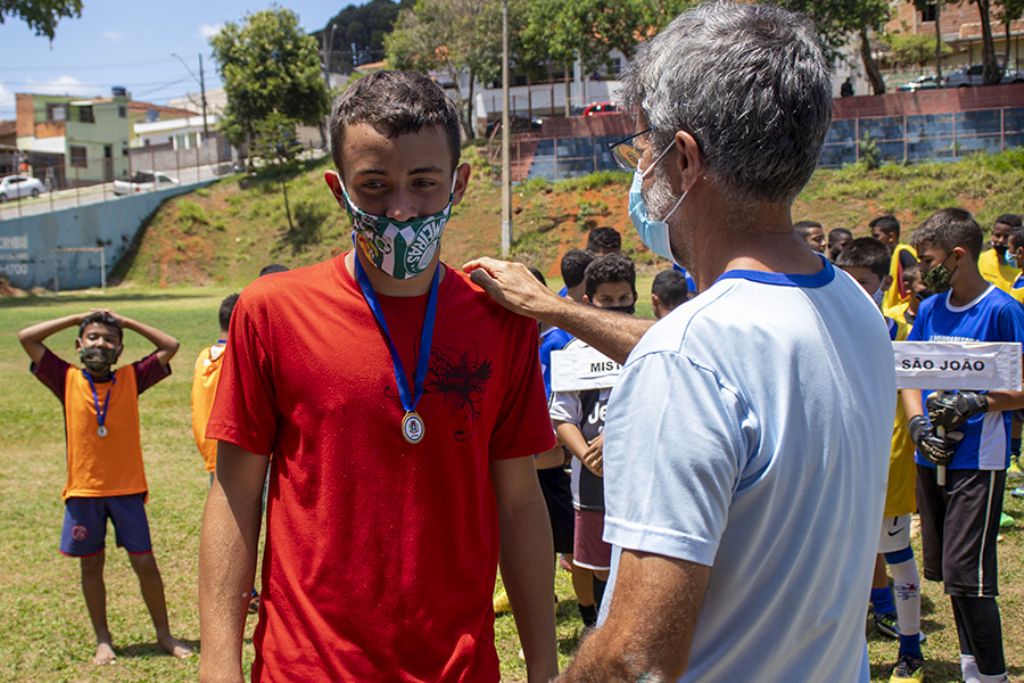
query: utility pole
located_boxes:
[500,0,512,257]
[199,54,209,141]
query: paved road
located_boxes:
[0,164,226,221]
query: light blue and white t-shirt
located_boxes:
[600,258,895,683]
[907,285,1024,470]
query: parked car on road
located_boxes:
[944,64,1024,87]
[0,175,44,201]
[485,114,544,137]
[581,101,619,116]
[113,170,179,196]
[897,75,941,92]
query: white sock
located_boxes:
[962,653,980,683]
[890,556,921,637]
[977,673,1008,683]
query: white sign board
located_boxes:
[551,345,622,393]
[893,341,1022,391]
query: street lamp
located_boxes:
[171,52,209,142]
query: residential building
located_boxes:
[886,2,1024,72]
[63,88,131,184]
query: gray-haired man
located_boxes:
[466,3,897,681]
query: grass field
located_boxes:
[1,286,1022,682]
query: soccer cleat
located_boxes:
[874,611,900,640]
[248,589,260,615]
[889,654,925,682]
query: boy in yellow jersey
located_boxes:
[191,294,239,482]
[871,215,919,312]
[18,310,191,666]
[977,214,1021,293]
[837,239,925,683]
[885,264,931,327]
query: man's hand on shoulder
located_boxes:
[463,257,563,320]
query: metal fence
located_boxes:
[498,106,1024,182]
[820,106,1024,167]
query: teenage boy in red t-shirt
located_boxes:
[18,309,191,666]
[199,71,558,683]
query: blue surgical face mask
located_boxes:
[871,285,885,309]
[628,140,685,264]
[1003,247,1018,267]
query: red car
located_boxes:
[581,101,619,117]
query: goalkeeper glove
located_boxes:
[908,414,962,467]
[926,391,989,432]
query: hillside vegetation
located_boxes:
[118,147,1024,288]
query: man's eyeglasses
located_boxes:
[608,129,651,172]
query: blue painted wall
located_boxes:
[0,182,212,291]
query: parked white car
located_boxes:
[0,175,45,201]
[113,170,179,196]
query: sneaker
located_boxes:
[889,654,925,682]
[493,590,511,615]
[874,611,900,640]
[1011,486,1024,499]
[248,589,260,614]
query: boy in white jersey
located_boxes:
[837,238,925,683]
[902,208,1024,683]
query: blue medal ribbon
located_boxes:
[353,252,439,432]
[83,369,116,435]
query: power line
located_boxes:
[0,58,181,72]
[0,74,193,89]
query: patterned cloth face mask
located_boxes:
[340,175,457,280]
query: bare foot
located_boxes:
[157,634,193,659]
[92,641,116,665]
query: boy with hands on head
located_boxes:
[18,308,190,666]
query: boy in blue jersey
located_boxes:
[901,208,1024,683]
[837,238,926,683]
[550,254,637,629]
[651,269,689,318]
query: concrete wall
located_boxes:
[0,181,212,290]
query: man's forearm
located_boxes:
[18,313,81,345]
[901,389,923,420]
[198,475,262,682]
[499,490,558,681]
[983,390,1024,413]
[538,298,651,365]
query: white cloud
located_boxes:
[103,31,123,42]
[198,23,223,40]
[26,75,98,98]
[0,82,14,115]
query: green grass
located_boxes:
[2,287,1023,682]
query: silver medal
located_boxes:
[97,425,108,438]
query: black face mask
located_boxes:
[994,243,1008,257]
[605,304,636,315]
[914,289,934,302]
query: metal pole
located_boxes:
[100,249,106,293]
[199,54,210,141]
[500,0,512,257]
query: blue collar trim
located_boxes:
[715,254,835,289]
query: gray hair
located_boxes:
[622,2,832,204]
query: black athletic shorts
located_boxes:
[916,465,1005,597]
[537,466,574,554]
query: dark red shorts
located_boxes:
[573,508,611,571]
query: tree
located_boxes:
[885,32,950,70]
[771,0,892,94]
[520,0,651,115]
[385,0,504,139]
[312,0,413,73]
[968,0,1001,84]
[251,112,303,232]
[210,9,330,159]
[911,0,949,83]
[996,0,1024,69]
[0,0,82,39]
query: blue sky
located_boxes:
[0,1,356,119]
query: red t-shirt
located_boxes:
[207,253,554,682]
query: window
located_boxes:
[70,146,88,168]
[118,105,127,118]
[46,104,66,122]
[921,3,937,22]
[79,106,95,123]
